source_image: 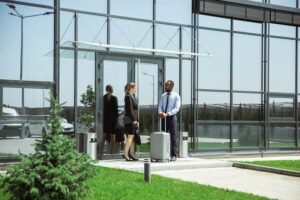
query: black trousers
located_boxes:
[162,115,177,157]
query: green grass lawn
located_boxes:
[243,160,300,172]
[82,167,269,200]
[0,167,270,200]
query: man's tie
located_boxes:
[164,92,170,113]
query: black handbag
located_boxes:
[134,128,141,145]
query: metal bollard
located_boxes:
[144,158,151,183]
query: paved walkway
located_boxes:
[96,155,300,200]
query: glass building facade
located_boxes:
[0,0,299,160]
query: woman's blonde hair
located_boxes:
[126,82,136,93]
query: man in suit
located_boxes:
[158,80,181,161]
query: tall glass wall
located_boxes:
[0,0,299,160]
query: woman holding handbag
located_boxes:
[123,82,139,161]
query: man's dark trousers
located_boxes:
[162,115,177,158]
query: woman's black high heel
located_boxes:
[122,154,131,161]
[129,154,139,161]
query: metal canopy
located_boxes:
[193,0,300,26]
[61,41,211,58]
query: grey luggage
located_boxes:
[150,131,170,162]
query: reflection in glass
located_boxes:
[165,59,179,93]
[233,34,261,91]
[269,124,295,147]
[198,30,230,90]
[233,20,262,34]
[196,124,230,149]
[3,88,22,109]
[197,92,230,121]
[198,14,230,30]
[156,0,191,25]
[111,0,152,20]
[270,38,295,93]
[111,19,152,49]
[233,93,263,121]
[233,125,262,148]
[269,97,294,119]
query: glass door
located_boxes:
[96,54,164,159]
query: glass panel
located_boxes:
[233,93,263,121]
[103,59,128,155]
[156,24,180,51]
[269,97,294,119]
[298,41,300,91]
[0,4,53,81]
[298,127,300,147]
[111,19,152,49]
[233,20,262,34]
[103,61,127,107]
[270,0,296,8]
[1,88,30,157]
[198,30,230,90]
[233,125,263,148]
[78,14,107,44]
[196,124,230,149]
[197,92,230,121]
[269,124,295,147]
[182,27,192,53]
[198,14,230,30]
[60,12,74,45]
[233,34,261,91]
[61,0,107,13]
[3,88,22,109]
[17,0,53,5]
[60,50,74,124]
[165,59,179,93]
[139,62,159,153]
[111,0,152,20]
[24,89,50,115]
[156,0,191,25]
[269,38,295,93]
[270,24,296,38]
[298,95,300,121]
[77,51,95,132]
[182,60,192,132]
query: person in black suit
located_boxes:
[123,82,139,161]
[103,84,118,154]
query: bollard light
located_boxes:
[144,158,151,183]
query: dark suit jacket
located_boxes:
[124,93,138,122]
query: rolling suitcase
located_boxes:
[150,131,170,162]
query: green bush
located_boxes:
[0,93,95,200]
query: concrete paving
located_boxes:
[96,155,300,200]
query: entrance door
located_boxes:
[95,53,164,159]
